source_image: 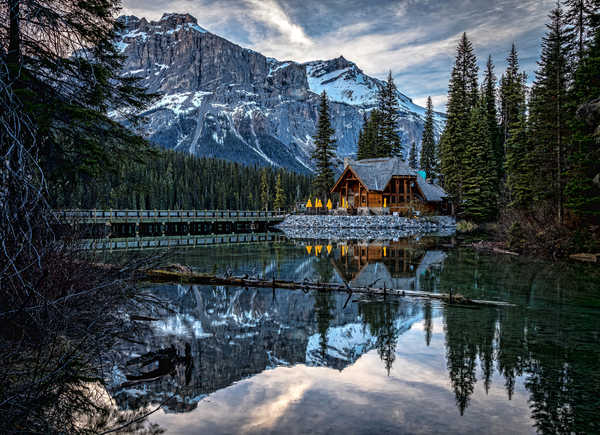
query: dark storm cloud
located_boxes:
[121,0,556,109]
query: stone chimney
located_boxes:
[344,157,351,168]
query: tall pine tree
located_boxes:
[312,91,337,200]
[420,96,437,179]
[500,44,528,150]
[565,0,597,60]
[274,173,286,211]
[356,114,371,160]
[408,141,418,169]
[440,32,479,209]
[482,55,502,185]
[260,168,270,210]
[505,111,533,208]
[528,5,574,223]
[376,71,402,157]
[564,13,600,217]
[462,101,499,222]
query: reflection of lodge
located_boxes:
[330,157,449,214]
[332,241,446,290]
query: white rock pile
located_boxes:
[276,215,456,240]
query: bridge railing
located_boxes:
[57,210,285,219]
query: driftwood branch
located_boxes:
[143,270,514,307]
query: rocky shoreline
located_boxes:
[276,215,456,240]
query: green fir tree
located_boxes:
[440,32,479,210]
[499,43,528,171]
[420,96,437,179]
[408,141,418,169]
[482,55,503,186]
[260,168,270,210]
[505,112,533,208]
[564,17,600,217]
[274,173,286,211]
[376,71,402,157]
[312,91,337,200]
[528,5,574,223]
[462,102,498,222]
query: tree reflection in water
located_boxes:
[83,240,598,434]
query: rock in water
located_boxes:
[112,13,446,173]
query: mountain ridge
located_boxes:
[113,12,445,173]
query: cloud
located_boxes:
[121,0,557,112]
[243,0,313,47]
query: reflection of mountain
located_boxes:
[107,239,600,434]
[109,283,424,413]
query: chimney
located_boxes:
[344,157,351,168]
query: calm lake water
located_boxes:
[106,236,600,434]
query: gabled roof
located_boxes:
[338,157,448,202]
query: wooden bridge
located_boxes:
[58,210,287,238]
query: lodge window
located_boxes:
[399,182,405,193]
[362,196,366,204]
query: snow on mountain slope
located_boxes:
[113,13,446,173]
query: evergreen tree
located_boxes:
[274,173,286,211]
[462,101,498,222]
[505,111,533,208]
[440,32,479,209]
[420,96,437,179]
[376,71,402,157]
[564,20,600,217]
[356,114,370,160]
[2,0,156,201]
[408,141,418,169]
[528,5,574,223]
[565,0,597,60]
[365,110,383,158]
[260,168,270,210]
[499,44,528,150]
[312,91,337,200]
[482,55,503,184]
[1,0,154,259]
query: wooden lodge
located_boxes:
[330,157,449,214]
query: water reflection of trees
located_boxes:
[434,249,600,433]
[359,302,400,375]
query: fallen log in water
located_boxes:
[143,269,514,307]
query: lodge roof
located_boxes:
[341,157,448,202]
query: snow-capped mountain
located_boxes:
[113,13,445,173]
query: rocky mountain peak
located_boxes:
[112,12,445,173]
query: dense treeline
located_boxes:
[52,150,312,211]
[438,1,600,254]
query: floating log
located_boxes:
[569,253,599,263]
[143,269,514,307]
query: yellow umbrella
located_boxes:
[306,199,313,208]
[306,245,312,255]
[317,199,323,208]
[326,199,333,210]
[316,245,322,255]
[383,198,387,208]
[383,246,387,257]
[326,244,332,255]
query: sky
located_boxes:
[121,0,557,111]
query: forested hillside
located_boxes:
[51,151,312,211]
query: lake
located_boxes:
[104,235,600,434]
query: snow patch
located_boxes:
[154,313,212,338]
